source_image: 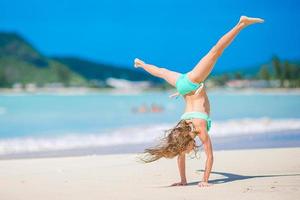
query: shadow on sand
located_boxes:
[183,170,300,186]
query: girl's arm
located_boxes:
[171,153,187,186]
[197,130,214,186]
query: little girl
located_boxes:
[134,16,264,187]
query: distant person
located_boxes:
[134,16,264,187]
[132,103,164,113]
[150,103,163,113]
[132,104,148,113]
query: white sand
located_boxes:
[0,147,299,200]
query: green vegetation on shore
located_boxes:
[0,32,159,88]
[0,32,299,88]
[0,33,87,87]
[209,56,300,88]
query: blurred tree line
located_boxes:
[258,56,300,87]
[210,56,300,88]
[0,32,158,89]
[0,58,86,88]
[1,32,299,89]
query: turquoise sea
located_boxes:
[0,91,300,158]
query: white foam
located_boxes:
[210,118,300,137]
[0,118,300,155]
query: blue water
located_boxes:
[0,91,299,139]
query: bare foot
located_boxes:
[239,15,264,26]
[170,181,187,187]
[198,181,213,187]
[134,58,145,68]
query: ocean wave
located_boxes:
[210,118,300,136]
[0,118,300,155]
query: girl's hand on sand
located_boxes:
[134,58,145,68]
[170,181,187,187]
[198,181,212,187]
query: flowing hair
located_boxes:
[140,120,199,163]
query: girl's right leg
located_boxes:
[188,16,264,83]
[134,58,181,87]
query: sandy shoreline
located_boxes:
[1,147,299,200]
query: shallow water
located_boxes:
[0,91,299,156]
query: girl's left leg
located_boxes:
[134,58,181,87]
[188,16,264,83]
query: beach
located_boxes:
[0,147,299,200]
[0,91,299,199]
[1,0,300,199]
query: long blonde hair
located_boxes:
[141,120,198,163]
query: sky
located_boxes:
[0,0,299,73]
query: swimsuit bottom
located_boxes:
[175,73,204,96]
[181,111,212,132]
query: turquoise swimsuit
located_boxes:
[181,111,212,132]
[175,73,204,96]
[176,74,211,131]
